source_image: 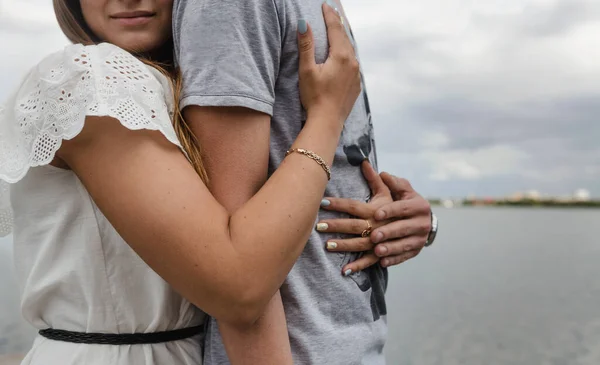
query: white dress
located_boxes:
[0,43,205,365]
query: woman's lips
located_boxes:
[111,11,155,27]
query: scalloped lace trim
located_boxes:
[0,43,181,236]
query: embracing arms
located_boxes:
[184,104,293,364]
[53,6,360,328]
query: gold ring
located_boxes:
[361,220,373,238]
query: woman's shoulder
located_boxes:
[37,43,140,66]
[4,42,174,131]
[0,42,178,184]
[30,43,163,88]
[8,43,171,113]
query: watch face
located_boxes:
[431,214,438,232]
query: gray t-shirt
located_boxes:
[173,0,388,363]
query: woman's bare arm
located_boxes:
[55,5,360,328]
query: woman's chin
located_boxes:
[108,33,167,54]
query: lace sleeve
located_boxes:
[0,43,183,236]
[0,42,181,183]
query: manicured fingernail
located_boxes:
[320,199,331,207]
[326,241,338,250]
[323,0,339,14]
[375,210,386,220]
[373,231,384,243]
[344,269,353,276]
[298,19,308,34]
[316,223,329,231]
[377,245,388,256]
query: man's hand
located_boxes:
[318,170,431,272]
[370,173,431,268]
[316,162,393,275]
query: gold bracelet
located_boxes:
[285,148,332,181]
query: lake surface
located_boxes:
[1,207,599,364]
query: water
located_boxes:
[384,208,600,365]
[1,207,599,364]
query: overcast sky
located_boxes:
[0,0,598,198]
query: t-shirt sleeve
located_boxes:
[173,0,283,116]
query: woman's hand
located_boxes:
[297,3,362,128]
[316,161,394,275]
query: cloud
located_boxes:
[0,0,57,30]
[423,144,530,181]
[343,0,600,197]
[0,0,68,100]
[0,0,598,198]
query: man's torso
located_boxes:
[174,1,388,363]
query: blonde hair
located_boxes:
[53,0,209,184]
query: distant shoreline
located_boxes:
[429,199,600,208]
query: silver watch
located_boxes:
[424,212,438,247]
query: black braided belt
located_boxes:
[39,325,203,345]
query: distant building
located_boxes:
[442,199,454,208]
[525,190,541,201]
[573,189,591,202]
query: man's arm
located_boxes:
[184,106,293,364]
[186,107,270,208]
[174,0,293,361]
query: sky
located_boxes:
[0,0,599,198]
